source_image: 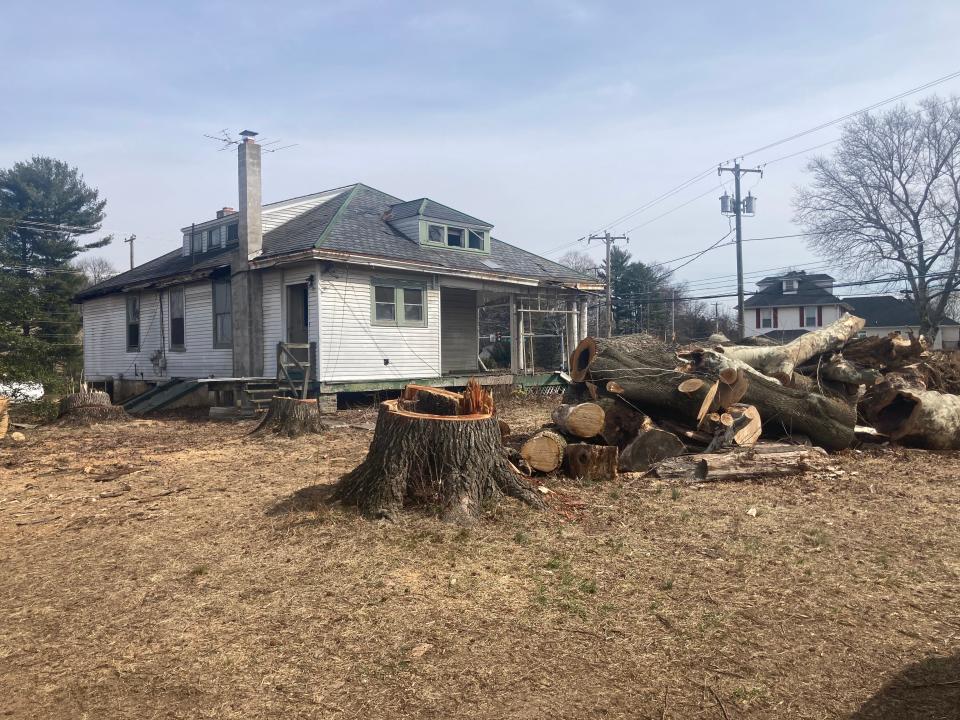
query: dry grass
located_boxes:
[1,395,959,719]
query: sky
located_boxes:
[4,0,960,307]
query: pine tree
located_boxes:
[0,157,110,392]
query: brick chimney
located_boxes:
[238,130,262,259]
[231,130,264,379]
[216,207,236,219]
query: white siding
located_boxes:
[744,304,843,337]
[82,281,233,381]
[319,265,441,382]
[262,263,321,378]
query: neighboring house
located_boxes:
[743,270,848,338]
[76,133,601,408]
[841,295,960,350]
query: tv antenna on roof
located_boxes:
[203,129,298,154]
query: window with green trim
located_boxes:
[371,281,427,327]
[421,221,488,253]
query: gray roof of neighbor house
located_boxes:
[841,295,960,327]
[744,272,847,309]
[757,270,834,285]
[77,183,596,300]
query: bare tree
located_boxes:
[557,250,598,276]
[794,96,960,341]
[74,256,117,288]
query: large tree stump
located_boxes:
[331,398,544,524]
[252,397,326,437]
[56,391,129,424]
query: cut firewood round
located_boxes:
[728,404,761,446]
[718,367,739,385]
[332,397,544,523]
[252,396,326,437]
[56,391,128,425]
[677,377,705,395]
[605,381,625,395]
[719,412,734,427]
[520,430,568,473]
[551,402,605,438]
[717,368,749,408]
[564,443,618,481]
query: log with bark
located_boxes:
[859,380,960,450]
[654,444,828,483]
[717,313,866,383]
[0,396,8,440]
[331,393,544,524]
[572,333,856,450]
[618,422,685,472]
[551,402,605,438]
[841,332,927,369]
[520,430,568,473]
[252,396,327,437]
[564,443,618,481]
[56,391,129,424]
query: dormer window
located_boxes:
[422,221,488,253]
[191,232,202,254]
[783,279,798,294]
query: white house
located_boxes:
[743,270,847,340]
[841,295,960,350]
[76,132,602,411]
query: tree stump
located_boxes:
[56,391,129,424]
[252,396,326,437]
[331,397,545,524]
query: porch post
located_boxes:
[578,298,589,342]
[565,300,577,370]
[509,293,520,374]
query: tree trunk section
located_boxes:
[332,399,544,523]
[56,391,129,425]
[859,381,960,449]
[252,397,326,437]
[841,332,927,369]
[551,402,605,438]
[564,443,618,481]
[655,444,827,483]
[719,313,866,383]
[619,425,685,472]
[520,430,568,473]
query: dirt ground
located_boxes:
[2,396,959,719]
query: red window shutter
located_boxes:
[773,308,779,328]
[817,306,823,326]
[799,307,804,327]
[756,309,761,328]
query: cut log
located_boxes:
[0,396,8,440]
[571,333,855,450]
[551,402,605,438]
[718,313,866,383]
[859,381,960,450]
[252,396,326,437]
[605,381,625,395]
[841,332,927,369]
[56,391,128,425]
[814,358,881,387]
[697,382,720,426]
[655,446,827,483]
[728,404,762,446]
[677,377,705,394]
[619,425,685,472]
[716,368,749,408]
[520,430,568,473]
[332,398,544,524]
[564,443,618,481]
[599,399,650,449]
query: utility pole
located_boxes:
[718,161,762,339]
[123,234,136,270]
[588,231,628,337]
[714,302,720,333]
[670,288,676,341]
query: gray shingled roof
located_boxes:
[745,271,845,309]
[78,182,596,300]
[757,271,834,284]
[841,295,959,327]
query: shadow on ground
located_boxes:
[266,484,338,516]
[850,652,960,719]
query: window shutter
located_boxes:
[799,307,804,327]
[773,308,779,328]
[817,306,823,326]
[756,309,761,328]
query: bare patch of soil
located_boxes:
[1,398,959,719]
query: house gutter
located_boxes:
[249,249,603,291]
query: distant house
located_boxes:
[841,295,960,350]
[743,270,848,338]
[76,133,601,409]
